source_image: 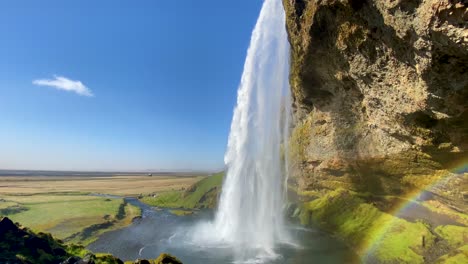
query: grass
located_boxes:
[169,209,193,216]
[0,193,141,245]
[435,225,468,248]
[3,194,121,235]
[436,245,468,264]
[142,191,182,208]
[0,200,20,209]
[141,172,224,209]
[299,188,435,263]
[68,201,142,245]
[0,173,201,245]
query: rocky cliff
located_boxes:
[284,0,467,206]
[283,0,468,262]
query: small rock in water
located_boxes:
[134,259,150,264]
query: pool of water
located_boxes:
[88,198,359,264]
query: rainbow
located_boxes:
[360,159,468,260]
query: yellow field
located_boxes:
[0,174,204,196]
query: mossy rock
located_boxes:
[154,253,182,264]
[297,189,436,263]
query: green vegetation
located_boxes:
[141,172,224,209]
[154,253,183,264]
[1,217,67,264]
[1,216,182,264]
[298,189,435,263]
[143,191,182,208]
[0,217,121,264]
[288,117,312,174]
[0,193,141,245]
[435,225,468,248]
[435,245,468,264]
[169,209,193,216]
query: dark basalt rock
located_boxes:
[0,217,21,236]
[134,259,151,264]
[61,256,82,264]
[1,217,67,263]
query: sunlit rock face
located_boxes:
[283,0,467,206]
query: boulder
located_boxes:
[154,253,183,264]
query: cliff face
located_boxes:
[283,0,467,205]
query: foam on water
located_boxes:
[192,0,292,262]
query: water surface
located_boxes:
[88,198,359,264]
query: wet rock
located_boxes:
[60,256,82,264]
[134,259,151,264]
[78,253,96,264]
[132,216,142,223]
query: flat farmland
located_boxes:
[0,174,204,196]
[0,174,205,245]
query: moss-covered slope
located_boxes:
[0,216,182,264]
[140,172,224,209]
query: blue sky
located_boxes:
[0,0,263,171]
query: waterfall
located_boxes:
[194,0,292,262]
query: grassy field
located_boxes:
[0,193,141,245]
[141,172,224,209]
[0,174,204,245]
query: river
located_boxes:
[88,197,359,263]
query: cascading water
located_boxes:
[193,0,292,262]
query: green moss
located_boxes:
[1,217,70,264]
[141,172,224,209]
[154,253,183,264]
[299,189,434,263]
[66,244,90,257]
[435,225,468,248]
[436,245,468,264]
[94,253,124,264]
[289,117,312,172]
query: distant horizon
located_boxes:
[0,168,225,175]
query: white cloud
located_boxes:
[33,75,94,97]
